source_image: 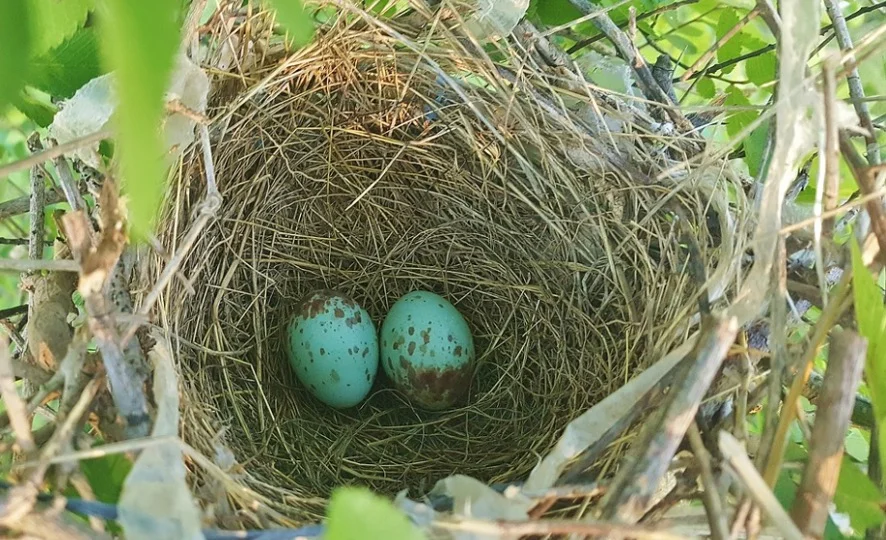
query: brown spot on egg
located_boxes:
[362,347,369,357]
[392,336,405,350]
[407,342,416,355]
[408,327,415,335]
[394,355,473,411]
[420,329,431,344]
[334,308,345,318]
[320,348,326,356]
[330,370,340,382]
[454,346,463,357]
[447,334,453,342]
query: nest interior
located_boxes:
[153,11,711,524]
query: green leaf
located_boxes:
[326,487,424,540]
[27,0,94,58]
[97,0,184,238]
[12,90,57,127]
[844,427,870,463]
[79,453,133,504]
[267,0,315,48]
[30,27,103,99]
[695,76,716,99]
[747,51,776,87]
[850,238,886,483]
[0,0,32,112]
[715,10,741,74]
[834,456,886,532]
[724,85,755,138]
[534,0,583,26]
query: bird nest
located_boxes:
[148,3,724,526]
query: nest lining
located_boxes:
[153,15,710,524]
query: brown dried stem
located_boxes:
[0,336,36,454]
[0,129,112,181]
[686,422,728,540]
[790,329,866,537]
[599,314,739,522]
[433,515,689,540]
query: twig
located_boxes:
[0,187,82,222]
[567,0,697,133]
[762,272,853,487]
[62,183,151,440]
[52,157,86,213]
[821,57,841,238]
[0,128,112,181]
[432,516,690,540]
[121,124,221,345]
[687,422,728,540]
[823,0,881,165]
[565,0,700,53]
[27,163,45,262]
[0,377,100,527]
[754,0,781,39]
[681,8,760,82]
[0,259,80,273]
[720,432,804,540]
[0,305,28,320]
[0,337,36,454]
[841,133,886,265]
[599,314,738,522]
[790,329,866,537]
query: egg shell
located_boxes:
[286,290,379,409]
[380,291,475,410]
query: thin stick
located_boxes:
[790,329,866,537]
[720,432,805,540]
[681,8,761,82]
[121,124,221,345]
[754,0,781,39]
[0,129,112,181]
[433,516,690,540]
[0,337,36,453]
[841,133,886,265]
[600,314,739,522]
[762,272,853,487]
[0,259,80,273]
[823,0,881,165]
[821,57,841,236]
[0,188,80,222]
[27,164,45,262]
[687,422,728,540]
[52,158,86,212]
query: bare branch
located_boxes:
[0,259,79,273]
[599,314,738,522]
[0,129,112,182]
[824,0,881,165]
[687,422,728,540]
[720,432,805,540]
[433,515,689,540]
[0,336,36,454]
[791,329,866,537]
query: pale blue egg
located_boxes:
[286,290,379,408]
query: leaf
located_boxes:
[0,0,31,112]
[844,427,870,463]
[724,84,755,138]
[326,487,424,540]
[27,0,94,58]
[850,238,886,483]
[30,27,103,99]
[12,91,57,128]
[534,0,583,26]
[695,76,716,99]
[97,0,183,238]
[79,453,133,504]
[834,456,886,532]
[747,50,776,87]
[715,9,741,74]
[267,0,315,48]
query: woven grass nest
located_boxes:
[150,2,729,525]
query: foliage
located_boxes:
[326,487,424,540]
[850,239,886,485]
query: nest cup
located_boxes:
[152,7,710,526]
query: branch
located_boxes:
[433,516,689,540]
[599,314,738,522]
[0,129,112,181]
[686,422,728,540]
[841,132,886,266]
[824,0,881,165]
[0,337,36,454]
[791,329,866,537]
[567,0,697,133]
[0,259,79,273]
[0,187,82,222]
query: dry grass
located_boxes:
[145,1,739,525]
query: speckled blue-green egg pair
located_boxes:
[285,289,475,410]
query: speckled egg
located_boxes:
[286,290,379,409]
[380,291,475,410]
